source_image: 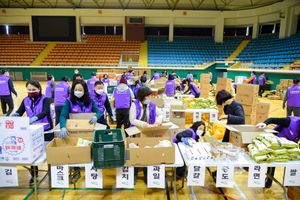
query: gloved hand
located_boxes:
[59,127,69,139]
[109,116,114,125]
[182,138,190,146]
[256,123,266,129]
[11,113,20,117]
[29,117,38,124]
[89,116,98,124]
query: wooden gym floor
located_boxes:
[0,81,290,200]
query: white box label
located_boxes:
[248,164,266,187]
[85,164,103,188]
[51,165,69,188]
[147,165,165,188]
[0,166,18,187]
[116,166,134,188]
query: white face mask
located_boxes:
[6,72,9,77]
[95,89,104,95]
[196,130,204,136]
[128,81,133,85]
[74,91,84,98]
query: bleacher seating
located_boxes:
[41,35,140,66]
[237,33,300,67]
[0,35,47,66]
[147,36,244,66]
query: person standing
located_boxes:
[45,74,55,103]
[208,71,213,86]
[128,77,140,98]
[140,71,148,87]
[150,71,160,81]
[102,74,111,86]
[161,70,168,78]
[165,74,176,97]
[0,68,17,116]
[87,72,98,94]
[258,72,266,97]
[113,76,134,129]
[72,69,80,81]
[11,79,53,185]
[126,70,134,80]
[171,71,179,79]
[250,71,257,84]
[216,89,245,142]
[186,72,193,80]
[53,76,71,125]
[283,77,300,117]
[183,78,200,98]
[91,81,114,129]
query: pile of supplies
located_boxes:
[183,98,217,109]
[210,141,244,162]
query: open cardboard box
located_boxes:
[151,98,164,107]
[125,137,175,166]
[125,124,172,138]
[46,137,92,165]
[223,125,277,148]
[170,101,189,110]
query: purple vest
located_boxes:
[276,116,300,142]
[117,78,121,85]
[102,78,110,86]
[113,87,131,109]
[24,95,51,131]
[153,73,160,80]
[87,77,98,94]
[45,80,54,98]
[165,80,175,95]
[250,75,256,84]
[189,82,200,95]
[287,85,300,107]
[126,73,134,80]
[258,75,265,85]
[179,82,186,91]
[91,91,107,113]
[133,99,156,124]
[54,81,70,105]
[68,98,93,113]
[130,84,140,96]
[172,128,197,143]
[0,75,10,95]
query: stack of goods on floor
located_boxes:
[216,77,232,93]
[269,79,293,100]
[247,133,300,163]
[199,73,211,98]
[235,84,259,125]
[255,103,270,124]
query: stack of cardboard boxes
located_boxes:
[216,77,232,93]
[200,73,211,98]
[235,84,259,125]
[270,79,293,100]
[255,102,270,124]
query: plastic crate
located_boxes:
[92,129,125,169]
[107,86,116,95]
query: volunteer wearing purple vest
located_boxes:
[128,77,141,98]
[126,70,134,80]
[113,76,134,129]
[258,72,266,97]
[53,76,71,125]
[129,86,163,184]
[256,116,300,188]
[165,74,176,96]
[283,77,300,117]
[11,79,53,185]
[91,81,114,129]
[59,79,102,138]
[172,121,206,178]
[45,74,55,103]
[150,71,160,81]
[183,78,200,98]
[177,79,187,92]
[0,68,17,116]
[102,74,111,86]
[250,71,257,84]
[87,72,98,94]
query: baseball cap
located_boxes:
[1,68,9,74]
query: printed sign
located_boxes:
[210,112,218,122]
[0,117,29,133]
[193,111,201,123]
[187,164,206,186]
[248,164,266,187]
[147,165,165,188]
[216,163,234,188]
[116,166,134,188]
[163,109,170,122]
[85,164,103,188]
[284,164,300,186]
[0,166,18,187]
[51,165,69,188]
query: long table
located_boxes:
[178,142,300,200]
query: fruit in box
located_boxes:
[184,98,217,109]
[212,123,226,140]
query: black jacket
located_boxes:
[175,129,200,143]
[224,100,245,124]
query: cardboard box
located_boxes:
[242,104,257,115]
[170,101,189,110]
[0,117,44,164]
[151,97,164,107]
[216,78,232,92]
[46,137,92,165]
[169,129,185,140]
[245,115,256,125]
[235,95,258,106]
[200,74,210,80]
[224,125,276,148]
[287,186,300,200]
[256,103,270,115]
[154,82,165,88]
[236,84,259,96]
[170,111,186,129]
[125,137,175,166]
[125,125,172,138]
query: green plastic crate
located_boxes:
[107,86,116,95]
[92,129,125,169]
